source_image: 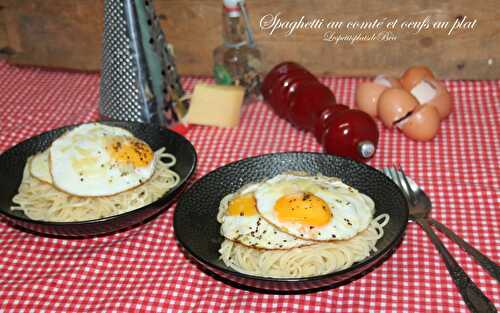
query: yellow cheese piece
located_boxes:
[186,84,245,128]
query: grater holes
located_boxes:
[101,0,184,124]
[100,0,141,122]
[164,95,172,110]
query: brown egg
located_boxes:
[356,75,401,117]
[397,105,441,141]
[410,78,452,119]
[378,88,419,128]
[373,75,402,89]
[400,66,435,91]
[356,82,385,117]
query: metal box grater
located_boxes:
[99,0,188,127]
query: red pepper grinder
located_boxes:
[321,109,379,162]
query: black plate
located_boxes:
[0,121,197,237]
[174,152,408,292]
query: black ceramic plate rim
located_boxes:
[0,121,197,226]
[174,151,409,283]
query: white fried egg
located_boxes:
[49,123,157,197]
[30,150,52,184]
[254,173,375,241]
[218,183,315,250]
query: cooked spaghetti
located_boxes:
[11,149,179,222]
[219,214,389,278]
[217,172,390,278]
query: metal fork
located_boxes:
[385,167,500,282]
[384,166,497,313]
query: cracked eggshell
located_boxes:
[374,75,402,89]
[355,75,401,117]
[398,105,441,141]
[377,88,419,128]
[400,66,435,91]
[410,78,452,119]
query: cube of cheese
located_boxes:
[186,84,245,128]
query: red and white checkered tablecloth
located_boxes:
[0,60,498,313]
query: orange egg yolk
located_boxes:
[227,194,257,216]
[274,193,332,227]
[106,137,153,168]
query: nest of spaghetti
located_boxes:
[11,123,179,222]
[217,172,390,278]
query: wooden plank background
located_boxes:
[0,0,499,79]
[0,4,8,54]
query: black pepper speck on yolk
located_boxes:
[105,137,153,168]
[274,192,332,227]
[227,194,257,217]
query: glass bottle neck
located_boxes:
[222,11,247,48]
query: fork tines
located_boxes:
[383,166,414,206]
[397,166,417,206]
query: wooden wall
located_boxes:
[0,0,104,71]
[0,4,8,54]
[0,0,499,79]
